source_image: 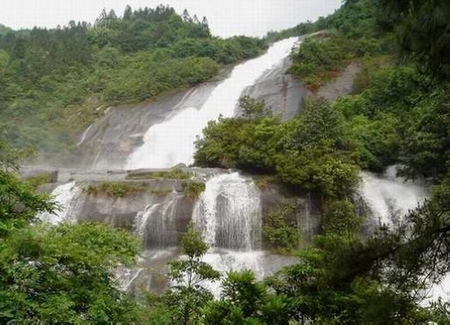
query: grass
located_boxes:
[126,168,192,180]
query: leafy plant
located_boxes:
[263,203,300,254]
[83,182,148,198]
[182,180,206,199]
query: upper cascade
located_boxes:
[192,172,262,250]
[125,37,299,169]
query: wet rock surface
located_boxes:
[76,82,220,169]
[240,57,307,120]
[317,62,361,102]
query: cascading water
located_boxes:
[134,193,184,248]
[193,172,262,250]
[190,172,286,298]
[38,181,84,225]
[125,37,299,169]
[359,167,428,226]
[359,167,449,302]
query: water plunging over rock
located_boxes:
[126,37,299,169]
[193,172,262,250]
[38,182,85,225]
[77,83,219,169]
[359,167,428,226]
[135,192,186,248]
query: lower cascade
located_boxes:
[193,172,262,250]
[135,192,184,248]
[36,168,448,302]
[38,182,84,225]
[359,167,428,226]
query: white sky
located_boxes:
[0,0,342,38]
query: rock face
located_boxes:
[240,57,308,120]
[76,82,220,169]
[37,168,321,249]
[317,62,361,102]
[77,179,196,248]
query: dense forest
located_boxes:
[0,0,449,323]
[0,5,265,162]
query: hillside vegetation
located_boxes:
[0,0,449,323]
[0,6,265,163]
[192,0,450,321]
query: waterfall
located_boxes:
[193,172,262,250]
[125,37,299,169]
[359,167,449,303]
[38,182,84,225]
[359,167,427,226]
[134,193,184,248]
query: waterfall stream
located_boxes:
[193,172,262,250]
[34,34,448,304]
[135,192,184,248]
[125,37,299,169]
[359,166,428,226]
[38,182,84,225]
[359,167,449,302]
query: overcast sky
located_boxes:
[0,0,342,38]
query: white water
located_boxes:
[126,37,299,169]
[134,193,183,248]
[360,167,449,303]
[201,249,295,298]
[359,167,428,226]
[38,182,84,225]
[193,172,262,250]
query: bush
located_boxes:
[182,181,206,199]
[263,203,300,254]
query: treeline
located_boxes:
[0,5,266,162]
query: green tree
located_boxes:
[377,0,450,78]
[148,227,219,324]
[0,140,141,323]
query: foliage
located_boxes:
[0,223,141,323]
[195,97,360,198]
[322,200,364,236]
[203,270,273,324]
[0,139,142,323]
[126,168,192,180]
[194,114,280,172]
[263,203,300,254]
[239,95,272,119]
[0,140,55,237]
[182,180,206,199]
[83,182,150,198]
[377,0,450,78]
[0,6,266,163]
[23,172,54,188]
[147,227,220,324]
[289,33,350,89]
